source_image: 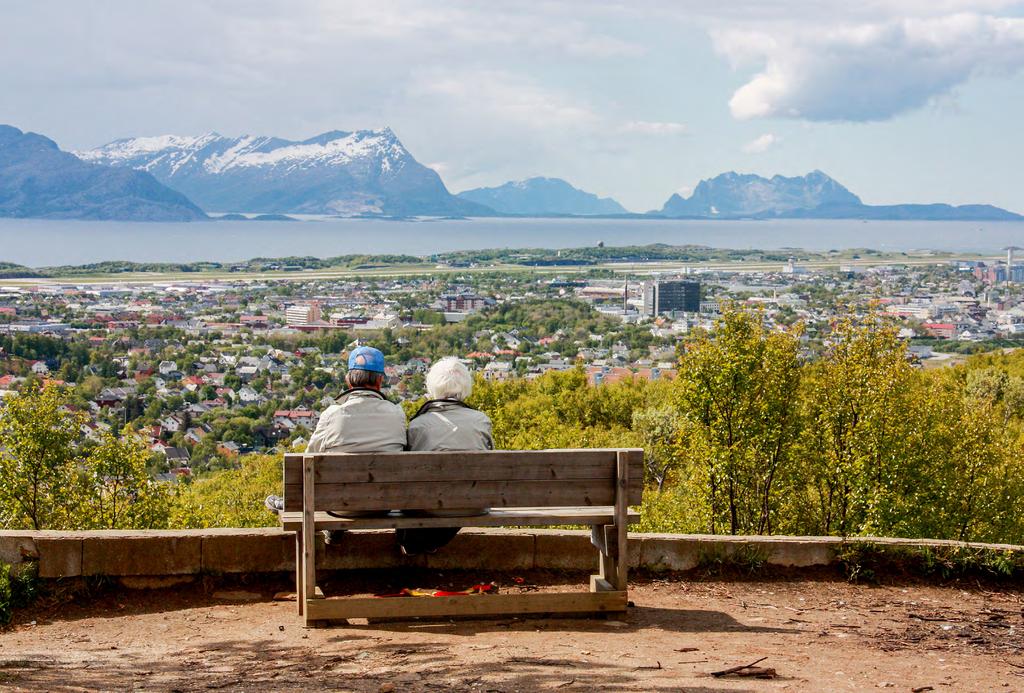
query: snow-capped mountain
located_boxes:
[0,125,206,221]
[77,129,493,217]
[457,177,628,215]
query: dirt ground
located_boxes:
[2,570,1024,692]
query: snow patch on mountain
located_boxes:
[76,128,492,217]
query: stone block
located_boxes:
[425,529,535,571]
[0,532,37,566]
[317,530,427,570]
[37,536,82,578]
[638,535,701,572]
[83,533,202,576]
[533,529,641,571]
[534,531,591,570]
[763,538,838,567]
[203,529,293,574]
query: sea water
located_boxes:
[1,217,1023,266]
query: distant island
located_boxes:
[649,170,1022,221]
[457,177,627,216]
[0,122,1020,222]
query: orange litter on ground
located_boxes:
[374,583,498,598]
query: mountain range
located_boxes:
[652,170,1022,221]
[1,122,1021,222]
[77,128,489,217]
[0,125,206,221]
[457,177,627,215]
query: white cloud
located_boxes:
[619,120,688,135]
[742,133,779,153]
[715,13,1024,122]
[424,161,451,177]
[410,69,599,130]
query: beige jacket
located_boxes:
[305,389,407,454]
[407,400,493,517]
[407,400,493,452]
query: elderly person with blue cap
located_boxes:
[304,346,406,454]
[264,346,406,528]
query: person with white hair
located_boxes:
[407,356,493,452]
[398,356,494,555]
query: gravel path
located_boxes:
[2,572,1022,691]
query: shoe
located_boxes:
[264,495,284,512]
[323,529,347,545]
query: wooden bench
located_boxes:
[280,448,643,625]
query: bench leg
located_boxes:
[294,531,304,616]
[614,450,630,592]
[591,524,617,593]
[302,455,320,626]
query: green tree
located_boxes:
[0,386,87,529]
[631,405,680,491]
[796,315,913,536]
[674,307,803,535]
[80,428,171,529]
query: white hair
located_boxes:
[426,356,473,401]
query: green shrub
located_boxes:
[695,543,769,576]
[835,542,1024,583]
[0,563,39,626]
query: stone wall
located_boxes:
[3,528,1022,580]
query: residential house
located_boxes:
[237,385,263,404]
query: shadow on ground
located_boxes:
[0,636,765,692]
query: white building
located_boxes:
[286,302,322,327]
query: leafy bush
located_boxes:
[695,543,769,576]
[835,542,1024,583]
[169,453,281,528]
[0,563,38,626]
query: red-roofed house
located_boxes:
[922,322,956,339]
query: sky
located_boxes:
[2,1,1024,213]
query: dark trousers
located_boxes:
[396,527,461,555]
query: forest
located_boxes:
[4,306,1024,544]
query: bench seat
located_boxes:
[279,506,641,532]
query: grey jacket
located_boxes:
[305,389,407,454]
[407,400,494,452]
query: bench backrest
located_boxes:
[282,448,643,513]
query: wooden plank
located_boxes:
[283,449,644,511]
[284,479,619,512]
[589,576,616,593]
[284,450,642,487]
[294,532,304,616]
[284,449,622,484]
[301,455,317,610]
[282,487,638,513]
[614,451,629,591]
[624,449,644,494]
[279,507,641,532]
[304,590,628,621]
[597,524,616,584]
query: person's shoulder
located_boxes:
[466,407,492,424]
[318,403,343,417]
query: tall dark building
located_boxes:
[643,280,700,316]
